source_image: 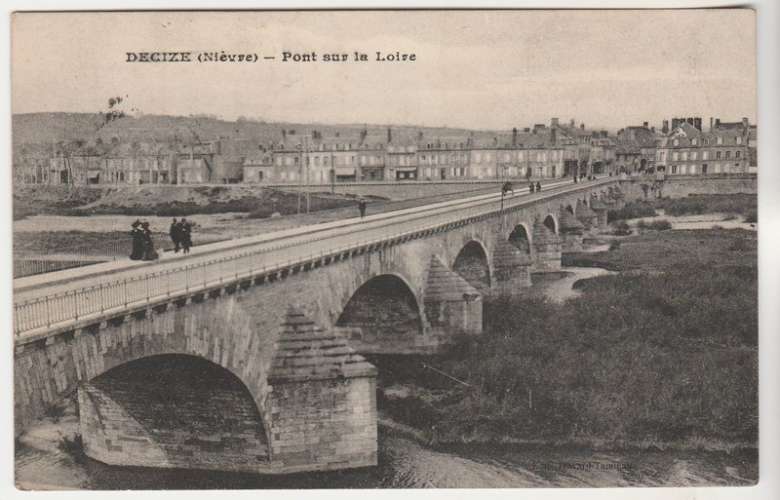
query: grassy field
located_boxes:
[377,228,757,450]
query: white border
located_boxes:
[2,2,778,500]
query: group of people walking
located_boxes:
[129,217,194,261]
[529,181,542,193]
[129,220,159,261]
[169,218,193,254]
[573,172,597,183]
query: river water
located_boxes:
[15,402,757,490]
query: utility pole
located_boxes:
[304,132,311,213]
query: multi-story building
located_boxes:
[418,143,470,180]
[656,117,751,175]
[615,123,658,174]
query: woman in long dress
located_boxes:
[129,220,144,260]
[141,221,159,261]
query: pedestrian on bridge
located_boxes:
[529,182,535,194]
[536,181,542,192]
[170,218,182,253]
[141,221,159,261]
[358,198,367,218]
[180,218,193,254]
[129,220,144,260]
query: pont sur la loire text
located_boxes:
[125,51,417,63]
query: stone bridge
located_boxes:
[14,177,629,474]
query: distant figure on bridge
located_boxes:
[129,220,144,260]
[535,181,541,192]
[501,181,514,196]
[529,182,535,194]
[170,218,182,253]
[180,218,193,254]
[141,222,159,261]
[358,198,367,218]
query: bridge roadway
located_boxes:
[13,176,614,342]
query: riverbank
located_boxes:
[373,227,757,470]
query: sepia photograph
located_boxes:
[7,5,770,494]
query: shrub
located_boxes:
[43,402,65,422]
[609,240,622,251]
[612,221,631,236]
[638,219,671,231]
[657,194,757,217]
[608,201,657,222]
[744,211,757,224]
[58,434,86,464]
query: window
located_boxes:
[737,137,743,145]
[673,152,679,161]
[692,138,697,146]
[725,151,731,159]
[717,136,723,145]
[691,151,698,160]
[674,139,679,146]
[702,164,708,174]
[671,165,678,174]
[736,151,741,159]
[716,151,722,160]
[681,152,687,161]
[703,151,709,160]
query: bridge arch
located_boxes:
[543,214,559,234]
[336,273,424,341]
[452,239,492,291]
[80,353,270,468]
[508,223,533,255]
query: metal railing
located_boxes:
[13,177,616,340]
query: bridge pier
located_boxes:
[492,238,532,296]
[265,307,378,473]
[532,220,562,271]
[576,199,599,232]
[423,256,483,338]
[558,210,586,253]
[589,197,609,230]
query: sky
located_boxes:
[11,9,756,131]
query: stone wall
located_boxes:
[620,175,757,200]
[267,377,377,473]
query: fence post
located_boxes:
[123,278,129,307]
[146,274,151,303]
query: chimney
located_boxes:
[643,121,649,127]
[551,117,559,127]
[512,127,518,146]
[580,123,585,130]
[651,126,655,133]
[694,117,702,131]
[715,118,721,128]
[742,117,749,128]
[662,120,669,134]
[551,127,557,146]
[671,118,680,130]
[523,127,530,133]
